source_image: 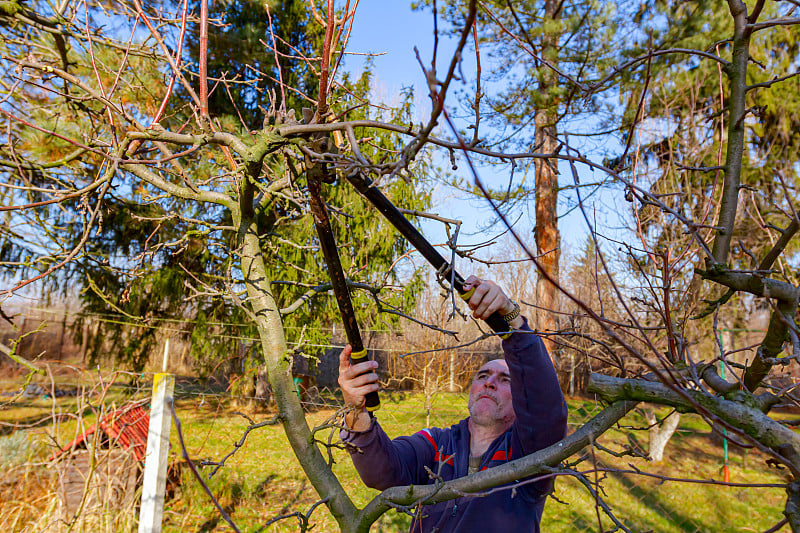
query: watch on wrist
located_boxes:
[502,299,521,325]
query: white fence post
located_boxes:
[138,341,174,533]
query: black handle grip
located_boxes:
[308,177,380,411]
[485,313,511,335]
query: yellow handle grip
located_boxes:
[459,287,475,302]
[350,349,368,363]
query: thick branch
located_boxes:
[279,280,383,315]
[353,400,636,533]
[700,364,739,394]
[0,340,43,374]
[237,208,357,528]
[785,481,800,532]
[711,1,752,263]
[759,219,800,272]
[744,298,800,391]
[749,17,800,31]
[126,130,250,156]
[588,373,800,466]
[123,162,231,206]
[699,268,799,302]
[748,69,800,91]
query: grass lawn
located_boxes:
[0,378,792,532]
[163,393,789,532]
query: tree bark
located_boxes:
[589,373,800,465]
[711,0,751,264]
[533,0,561,361]
[238,209,357,528]
[785,481,800,532]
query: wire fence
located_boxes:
[0,305,505,399]
[0,357,791,533]
[0,308,791,532]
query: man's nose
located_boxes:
[485,375,498,389]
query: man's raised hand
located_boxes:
[462,276,521,329]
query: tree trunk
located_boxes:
[57,309,67,360]
[424,362,431,428]
[80,318,90,364]
[644,407,681,463]
[533,0,561,363]
[786,481,800,532]
[568,353,575,396]
[179,341,189,371]
[710,1,751,264]
[449,349,456,392]
[238,210,357,528]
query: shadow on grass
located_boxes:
[604,462,704,533]
[195,477,245,533]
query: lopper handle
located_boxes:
[345,172,512,337]
[307,177,380,412]
[349,347,379,412]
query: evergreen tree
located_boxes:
[0,1,430,373]
[418,0,623,358]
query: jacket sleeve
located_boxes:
[341,420,437,490]
[504,317,568,457]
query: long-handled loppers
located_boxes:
[307,173,380,412]
[344,171,512,338]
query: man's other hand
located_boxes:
[338,345,379,431]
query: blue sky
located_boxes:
[340,2,614,269]
[342,3,435,101]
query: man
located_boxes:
[338,276,567,532]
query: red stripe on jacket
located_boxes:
[481,445,513,471]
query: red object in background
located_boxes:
[50,401,150,462]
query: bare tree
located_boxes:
[2,0,800,532]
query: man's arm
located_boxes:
[467,277,566,505]
[463,276,567,454]
[504,318,568,454]
[338,347,436,489]
[337,344,379,431]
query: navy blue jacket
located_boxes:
[342,319,568,532]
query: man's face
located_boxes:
[468,359,515,428]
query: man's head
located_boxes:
[467,359,515,430]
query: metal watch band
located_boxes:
[502,299,521,324]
